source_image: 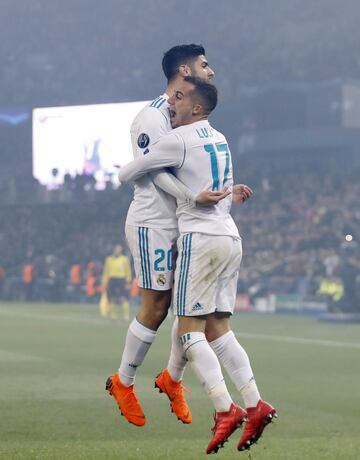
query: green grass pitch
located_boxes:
[1,302,360,460]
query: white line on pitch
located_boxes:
[0,308,119,326]
[1,307,360,350]
[236,332,360,349]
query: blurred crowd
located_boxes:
[0,154,359,312]
[233,157,360,312]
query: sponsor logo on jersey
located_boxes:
[138,133,150,148]
[192,302,203,312]
[157,274,166,286]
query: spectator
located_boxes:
[23,262,35,301]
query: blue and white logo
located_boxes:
[137,133,150,148]
[192,302,203,312]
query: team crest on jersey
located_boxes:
[157,274,166,286]
[138,133,150,148]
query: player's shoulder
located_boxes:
[143,94,169,116]
[211,125,227,142]
[148,95,168,110]
[132,94,169,126]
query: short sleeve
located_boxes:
[131,107,169,159]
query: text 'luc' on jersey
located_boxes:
[172,120,240,239]
[126,94,178,230]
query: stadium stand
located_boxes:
[1,154,359,312]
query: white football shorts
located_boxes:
[173,233,242,316]
[125,224,178,291]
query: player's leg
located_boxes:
[119,227,174,383]
[154,315,192,423]
[152,239,191,423]
[207,238,277,451]
[106,226,176,426]
[164,317,187,382]
[136,287,171,328]
[106,291,170,426]
[206,313,262,407]
[178,315,233,412]
[174,234,246,453]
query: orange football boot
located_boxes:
[106,373,146,427]
[155,369,192,424]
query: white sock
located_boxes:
[118,318,156,386]
[240,379,261,408]
[181,332,233,412]
[166,317,187,382]
[209,330,261,408]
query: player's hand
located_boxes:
[195,188,231,206]
[232,184,253,204]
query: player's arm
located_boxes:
[131,110,198,200]
[151,171,230,205]
[118,133,184,182]
[151,170,196,202]
[122,130,231,204]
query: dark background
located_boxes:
[2,0,360,175]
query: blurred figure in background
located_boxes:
[129,277,140,307]
[338,253,360,313]
[86,261,101,303]
[23,262,35,301]
[69,262,82,302]
[0,265,5,299]
[101,245,132,320]
[316,275,344,311]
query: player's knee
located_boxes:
[205,313,231,342]
[151,304,169,326]
[137,294,170,329]
[138,306,168,329]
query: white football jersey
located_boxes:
[118,120,240,239]
[126,94,178,229]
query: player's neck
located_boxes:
[165,77,183,98]
[194,114,209,123]
[181,114,209,127]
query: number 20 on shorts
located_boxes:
[154,248,173,272]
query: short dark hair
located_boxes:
[162,44,205,82]
[184,76,218,115]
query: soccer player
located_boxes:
[106,44,228,427]
[117,77,277,454]
[101,245,132,321]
